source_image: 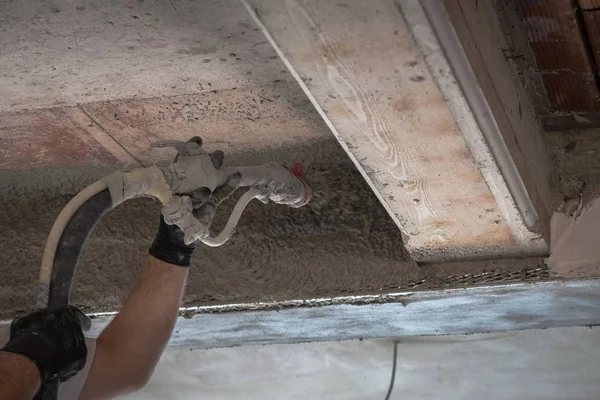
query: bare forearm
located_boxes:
[81,255,187,399]
[0,352,40,400]
[100,255,187,372]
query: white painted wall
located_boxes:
[121,326,600,400]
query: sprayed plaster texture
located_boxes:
[0,136,422,318]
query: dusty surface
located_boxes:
[0,0,295,112]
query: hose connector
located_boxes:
[291,162,312,208]
[251,162,311,208]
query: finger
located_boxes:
[210,172,241,206]
[209,150,224,169]
[190,187,211,208]
[174,137,203,163]
[187,136,203,147]
[193,172,241,225]
[193,202,216,226]
[9,315,30,338]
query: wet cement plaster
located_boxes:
[0,135,420,318]
[0,77,423,317]
[546,129,600,209]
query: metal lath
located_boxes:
[402,265,550,290]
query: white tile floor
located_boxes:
[121,326,600,400]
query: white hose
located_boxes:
[36,180,108,308]
[199,188,262,247]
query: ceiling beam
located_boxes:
[242,0,548,262]
[47,279,600,349]
[443,0,554,243]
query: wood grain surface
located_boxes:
[245,0,529,261]
[445,0,553,242]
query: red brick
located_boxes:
[519,0,591,72]
[583,10,600,64]
[579,0,600,10]
[541,72,600,110]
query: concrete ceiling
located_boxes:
[0,0,294,112]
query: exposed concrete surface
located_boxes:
[79,83,327,163]
[0,108,122,169]
[124,327,600,400]
[547,129,600,208]
[0,0,295,112]
[549,200,600,278]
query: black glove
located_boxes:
[149,215,196,267]
[149,137,241,267]
[2,306,90,383]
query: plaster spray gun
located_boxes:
[34,137,311,399]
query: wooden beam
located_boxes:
[42,279,600,349]
[443,0,554,244]
[243,0,547,261]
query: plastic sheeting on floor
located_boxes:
[120,326,600,400]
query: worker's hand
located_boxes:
[150,137,241,265]
[1,306,89,383]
